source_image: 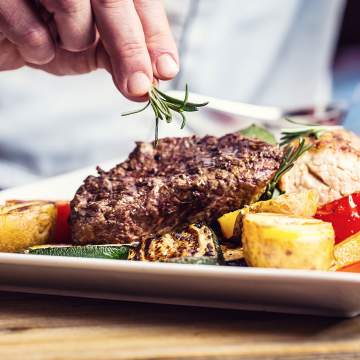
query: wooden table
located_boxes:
[0,291,359,360]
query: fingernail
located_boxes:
[127,72,151,96]
[156,54,179,78]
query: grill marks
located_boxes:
[70,133,283,245]
[136,224,218,262]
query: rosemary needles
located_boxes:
[259,117,343,199]
[261,138,313,200]
[280,118,342,146]
[122,84,208,145]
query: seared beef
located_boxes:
[279,129,360,205]
[70,133,283,244]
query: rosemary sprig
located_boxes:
[261,137,313,200]
[280,117,342,146]
[122,84,208,145]
[262,118,341,199]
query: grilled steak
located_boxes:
[279,129,360,205]
[70,133,283,244]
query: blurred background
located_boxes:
[0,0,359,189]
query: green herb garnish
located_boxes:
[261,138,313,200]
[239,124,277,145]
[122,84,208,145]
[261,118,342,199]
[280,117,342,146]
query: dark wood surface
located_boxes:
[0,291,360,359]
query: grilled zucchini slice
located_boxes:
[26,244,135,260]
[137,223,222,264]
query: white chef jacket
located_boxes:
[0,0,345,188]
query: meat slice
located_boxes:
[70,133,283,244]
[279,129,360,205]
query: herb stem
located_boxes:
[121,101,151,116]
[121,84,208,145]
[280,117,342,146]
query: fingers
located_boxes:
[134,0,179,80]
[0,38,25,71]
[41,0,96,52]
[30,42,99,75]
[0,0,55,64]
[91,0,153,99]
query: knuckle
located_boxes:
[147,31,168,49]
[119,41,146,59]
[22,27,50,49]
[60,28,96,52]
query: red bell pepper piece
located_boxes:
[315,192,360,244]
[337,261,360,273]
[53,201,71,243]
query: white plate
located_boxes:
[0,164,360,318]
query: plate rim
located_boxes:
[1,252,360,284]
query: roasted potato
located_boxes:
[249,190,319,217]
[218,190,319,239]
[242,213,335,270]
[0,201,56,252]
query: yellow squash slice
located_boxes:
[0,201,56,253]
[218,209,242,239]
[242,213,335,270]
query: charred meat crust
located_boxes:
[70,133,283,244]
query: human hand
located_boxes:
[0,0,179,100]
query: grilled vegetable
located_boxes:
[315,192,360,244]
[54,201,71,243]
[218,190,319,240]
[0,201,56,253]
[242,213,335,270]
[137,223,221,264]
[27,244,134,260]
[334,232,360,269]
[221,243,244,265]
[249,190,319,217]
[218,209,241,239]
[337,261,360,273]
[5,200,71,243]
